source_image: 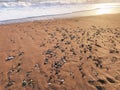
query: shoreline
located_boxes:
[0,6,120,25]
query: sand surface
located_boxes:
[0,14,120,90]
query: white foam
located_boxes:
[0,1,120,22]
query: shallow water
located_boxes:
[0,1,120,24]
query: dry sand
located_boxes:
[0,14,120,90]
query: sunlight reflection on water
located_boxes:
[96,8,112,14]
[95,3,119,15]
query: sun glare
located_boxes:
[95,3,113,15]
[97,8,112,14]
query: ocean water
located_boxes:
[0,0,120,23]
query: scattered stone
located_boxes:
[16,68,22,73]
[5,81,14,88]
[83,48,87,53]
[100,64,103,69]
[95,62,99,67]
[96,86,106,90]
[25,71,32,77]
[87,55,92,59]
[48,82,52,86]
[106,77,115,83]
[53,61,62,69]
[61,49,65,53]
[88,80,95,85]
[61,38,65,42]
[28,79,35,88]
[22,80,27,87]
[109,49,119,54]
[87,45,92,52]
[58,79,64,84]
[69,34,75,40]
[61,56,67,63]
[111,57,117,63]
[79,66,82,71]
[54,45,60,49]
[70,72,74,79]
[70,48,76,55]
[79,57,83,60]
[44,58,49,65]
[81,72,86,78]
[48,75,55,83]
[79,44,84,48]
[34,63,40,69]
[40,43,45,47]
[55,69,60,75]
[17,63,21,66]
[95,72,98,77]
[46,49,52,54]
[34,26,119,89]
[6,56,15,61]
[18,52,24,56]
[97,79,106,84]
[65,41,71,45]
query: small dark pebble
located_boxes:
[88,80,95,85]
[54,45,60,49]
[17,63,21,67]
[44,58,49,65]
[18,52,24,56]
[79,44,84,48]
[106,77,115,83]
[97,79,106,84]
[96,86,106,90]
[100,64,103,69]
[87,55,92,59]
[46,49,52,54]
[5,81,14,88]
[65,41,71,45]
[22,80,27,87]
[95,44,101,48]
[79,57,83,60]
[61,49,65,53]
[61,38,65,42]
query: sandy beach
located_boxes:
[0,14,120,90]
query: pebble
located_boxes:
[18,52,24,56]
[22,80,27,87]
[44,58,49,65]
[6,56,15,61]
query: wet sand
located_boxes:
[0,14,120,90]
